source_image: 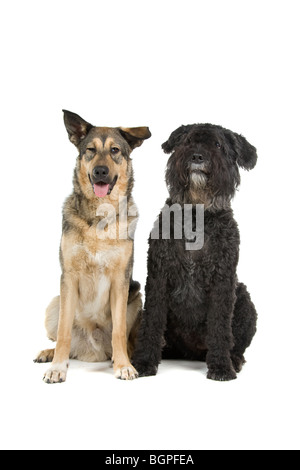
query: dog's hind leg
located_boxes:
[34,296,60,363]
[35,295,108,364]
[45,296,60,341]
[231,283,257,373]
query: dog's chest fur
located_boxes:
[168,241,209,322]
[75,249,114,326]
[162,209,239,324]
[62,229,131,330]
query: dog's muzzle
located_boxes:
[190,153,209,174]
[190,160,209,187]
[89,166,118,198]
[190,162,209,175]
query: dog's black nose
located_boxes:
[92,166,109,180]
[192,154,204,164]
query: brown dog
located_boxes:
[35,110,151,383]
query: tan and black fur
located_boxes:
[35,110,151,383]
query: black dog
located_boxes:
[132,124,258,381]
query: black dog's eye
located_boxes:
[215,142,221,149]
[86,147,96,153]
[111,147,120,155]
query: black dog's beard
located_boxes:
[187,170,230,211]
[190,171,208,188]
[188,173,210,206]
[189,161,209,189]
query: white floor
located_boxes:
[1,332,298,450]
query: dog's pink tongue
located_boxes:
[94,183,110,198]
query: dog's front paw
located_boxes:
[133,362,158,378]
[114,365,139,381]
[43,361,69,384]
[207,366,237,382]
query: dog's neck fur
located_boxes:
[170,186,231,212]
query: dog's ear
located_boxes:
[162,125,194,154]
[63,110,94,147]
[119,127,151,150]
[225,130,258,170]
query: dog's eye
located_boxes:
[111,147,120,155]
[215,142,221,149]
[86,148,96,153]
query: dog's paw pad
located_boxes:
[114,366,138,381]
[207,367,237,382]
[43,362,68,384]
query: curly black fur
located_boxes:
[132,124,258,381]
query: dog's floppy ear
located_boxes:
[63,110,94,147]
[162,125,194,154]
[119,127,152,150]
[225,130,258,170]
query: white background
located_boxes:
[0,0,299,451]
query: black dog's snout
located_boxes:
[192,153,204,164]
[92,166,109,180]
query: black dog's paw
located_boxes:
[207,366,237,382]
[133,362,158,378]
